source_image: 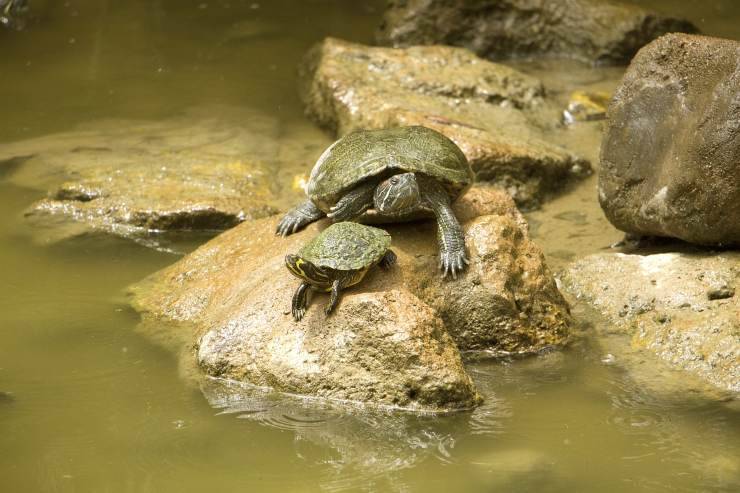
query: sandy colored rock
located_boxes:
[563,251,740,393]
[130,188,570,409]
[600,34,740,246]
[300,37,591,209]
[377,0,697,65]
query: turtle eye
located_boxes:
[390,176,399,185]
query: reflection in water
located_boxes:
[201,377,493,492]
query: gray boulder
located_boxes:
[563,251,739,393]
[377,0,698,65]
[129,187,571,410]
[599,34,740,246]
[300,37,590,209]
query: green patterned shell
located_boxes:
[298,223,391,271]
[307,126,474,211]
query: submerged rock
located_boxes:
[563,251,739,393]
[130,188,570,410]
[600,34,740,246]
[562,91,610,124]
[300,37,590,209]
[377,0,698,65]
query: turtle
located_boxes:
[277,125,474,278]
[285,222,396,321]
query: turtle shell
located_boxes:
[307,126,473,211]
[298,222,391,271]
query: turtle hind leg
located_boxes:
[292,282,311,321]
[276,200,325,237]
[379,249,397,270]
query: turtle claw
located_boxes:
[440,249,468,279]
[292,306,306,321]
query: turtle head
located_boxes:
[374,173,421,215]
[285,254,331,286]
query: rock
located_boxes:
[129,188,570,409]
[562,91,610,124]
[300,37,591,209]
[599,34,740,246]
[376,0,698,65]
[0,107,332,248]
[563,251,740,393]
[0,0,27,30]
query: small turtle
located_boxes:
[277,126,474,278]
[285,222,396,321]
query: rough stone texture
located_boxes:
[129,188,570,409]
[563,251,739,393]
[377,0,698,65]
[300,37,591,209]
[0,107,333,247]
[599,34,740,246]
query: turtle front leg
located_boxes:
[379,249,397,270]
[292,281,311,321]
[420,177,469,279]
[436,213,469,279]
[276,200,325,237]
[327,180,376,222]
[324,279,343,316]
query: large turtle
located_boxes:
[277,125,474,278]
[285,222,396,321]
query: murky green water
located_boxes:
[1,1,738,492]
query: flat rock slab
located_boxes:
[563,251,739,393]
[0,107,332,248]
[129,188,571,411]
[300,37,591,209]
[600,34,740,246]
[377,0,697,65]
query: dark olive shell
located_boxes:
[298,222,390,271]
[307,126,473,211]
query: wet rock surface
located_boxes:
[129,188,570,410]
[563,251,740,393]
[300,37,591,209]
[0,108,332,248]
[377,0,698,65]
[600,34,740,246]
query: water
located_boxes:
[1,1,739,492]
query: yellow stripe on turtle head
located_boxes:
[285,254,330,284]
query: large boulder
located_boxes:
[129,188,571,410]
[599,34,740,246]
[563,251,739,393]
[377,0,697,65]
[300,37,591,209]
